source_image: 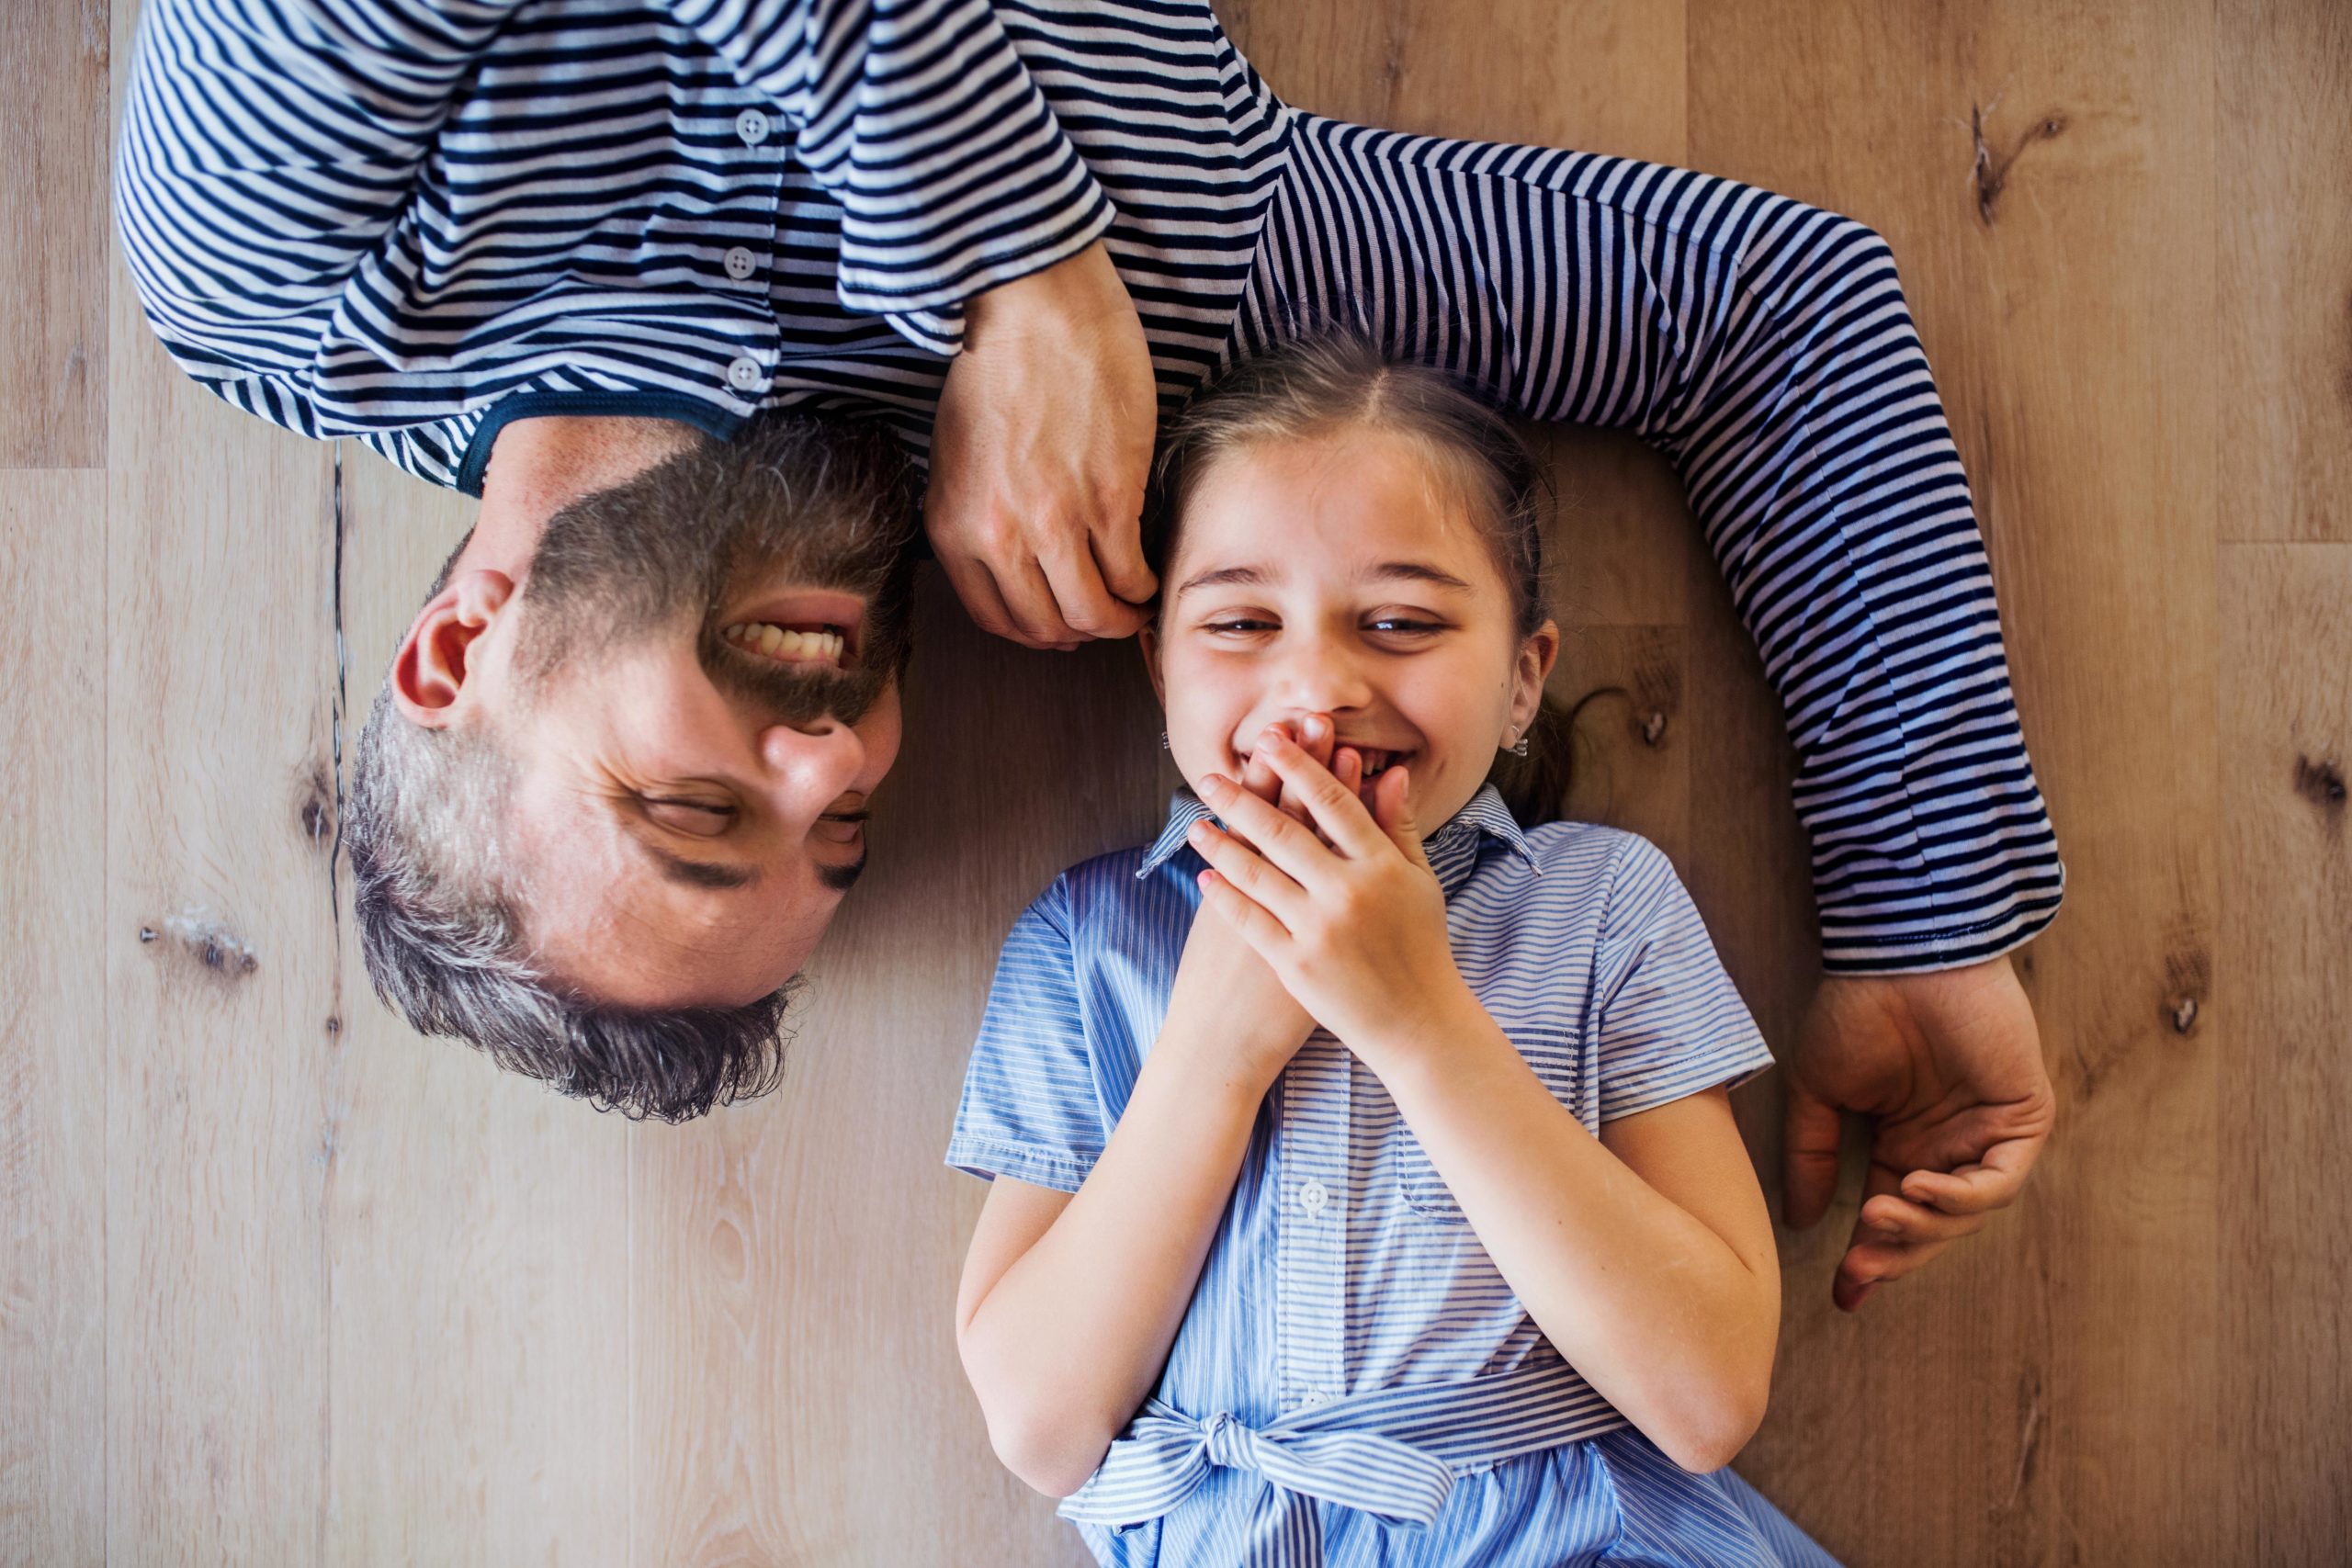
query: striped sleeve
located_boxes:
[675,0,1116,355]
[1588,836,1774,1122]
[114,0,522,423]
[945,879,1106,1190]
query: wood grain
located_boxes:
[2219,0,2352,543]
[322,459,635,1566]
[103,260,342,1563]
[1,0,108,466]
[0,471,107,1568]
[2219,543,2352,1557]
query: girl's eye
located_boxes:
[1368,616,1446,636]
[642,796,738,837]
[1202,615,1278,636]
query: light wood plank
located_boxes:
[322,455,634,1566]
[2218,542,2352,1556]
[2218,1,2352,542]
[1690,2,2222,1562]
[0,470,108,1568]
[104,277,342,1562]
[1,0,108,466]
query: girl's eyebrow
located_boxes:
[1175,563,1272,598]
[1176,560,1473,597]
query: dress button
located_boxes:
[1299,1179,1328,1219]
[723,245,757,281]
[735,107,771,145]
[725,355,764,393]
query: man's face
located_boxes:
[461,423,917,1009]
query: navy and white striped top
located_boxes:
[948,788,1836,1565]
[118,0,2063,972]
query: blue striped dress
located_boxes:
[117,0,2061,972]
[950,787,1841,1566]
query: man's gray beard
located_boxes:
[514,412,918,726]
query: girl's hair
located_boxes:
[1148,332,1573,827]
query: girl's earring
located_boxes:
[1159,731,1171,751]
[1507,733,1531,759]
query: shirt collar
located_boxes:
[1137,784,1539,889]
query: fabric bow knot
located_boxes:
[1059,1399,1459,1531]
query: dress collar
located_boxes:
[1137,783,1539,890]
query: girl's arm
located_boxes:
[1373,1020,1776,1472]
[956,911,1308,1498]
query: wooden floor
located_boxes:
[5,1,2346,1562]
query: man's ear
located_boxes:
[390,570,517,728]
[1509,618,1562,739]
[1137,620,1168,710]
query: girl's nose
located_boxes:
[755,717,869,828]
[1276,636,1374,713]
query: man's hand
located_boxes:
[926,241,1160,649]
[1781,953,2056,1312]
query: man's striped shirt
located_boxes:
[116,0,2064,970]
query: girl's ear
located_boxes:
[1138,619,1169,709]
[1508,618,1561,741]
[390,569,517,728]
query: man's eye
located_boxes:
[643,796,737,837]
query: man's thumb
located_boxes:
[1782,1078,1844,1230]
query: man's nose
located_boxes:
[755,718,868,821]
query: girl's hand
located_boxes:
[1186,728,1473,1061]
[1164,725,1324,1089]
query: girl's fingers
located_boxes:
[1250,732,1389,861]
[1195,869,1293,953]
[1187,818,1310,923]
[1199,774,1344,891]
[1242,746,1283,808]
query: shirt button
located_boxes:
[1299,1179,1328,1219]
[1299,1388,1332,1411]
[725,355,764,393]
[723,245,757,281]
[735,107,771,145]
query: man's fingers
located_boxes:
[1899,1134,2042,1216]
[940,553,1025,646]
[1833,1237,1952,1312]
[1781,1077,1844,1231]
[1040,537,1148,640]
[1857,1193,1989,1247]
[996,551,1084,649]
[1091,513,1159,605]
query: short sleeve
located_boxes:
[1590,837,1775,1122]
[945,880,1106,1191]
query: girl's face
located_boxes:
[1143,427,1558,829]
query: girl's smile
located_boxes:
[1144,426,1555,829]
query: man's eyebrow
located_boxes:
[628,833,761,890]
[817,851,868,894]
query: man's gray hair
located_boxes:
[345,684,796,1120]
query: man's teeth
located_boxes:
[722,622,848,663]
